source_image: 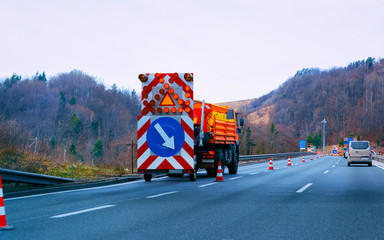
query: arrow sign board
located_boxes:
[147,117,185,157]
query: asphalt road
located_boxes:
[3,156,384,240]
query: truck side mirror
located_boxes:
[240,119,244,127]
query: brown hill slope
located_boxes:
[232,57,384,154]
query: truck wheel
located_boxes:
[206,169,216,177]
[189,172,197,181]
[144,174,152,182]
[229,151,239,174]
[215,150,225,174]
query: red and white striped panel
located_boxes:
[137,115,194,170]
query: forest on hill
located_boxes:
[238,57,384,155]
[1,57,384,176]
[0,70,140,176]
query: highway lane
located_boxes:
[3,156,384,239]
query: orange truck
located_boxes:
[137,72,244,181]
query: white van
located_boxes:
[348,141,372,166]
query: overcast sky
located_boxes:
[1,0,383,103]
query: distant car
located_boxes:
[347,141,372,166]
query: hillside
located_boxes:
[0,70,140,174]
[233,57,384,154]
[1,58,384,174]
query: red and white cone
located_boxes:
[311,155,313,161]
[316,154,318,159]
[287,156,292,166]
[268,157,274,170]
[302,155,305,163]
[215,161,224,182]
[0,176,13,231]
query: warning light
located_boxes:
[185,93,191,98]
[173,94,179,100]
[159,89,165,95]
[155,73,160,78]
[150,108,155,114]
[159,78,165,84]
[185,86,191,91]
[143,93,148,99]
[150,100,156,106]
[169,78,174,84]
[155,94,160,100]
[143,100,149,106]
[143,108,149,114]
[173,73,179,78]
[169,88,174,94]
[184,73,193,82]
[171,107,176,113]
[160,93,175,106]
[164,107,169,113]
[138,74,148,82]
[185,107,191,113]
[157,108,162,114]
[178,99,184,105]
[143,86,149,92]
[178,107,183,113]
[164,83,170,89]
[185,100,190,105]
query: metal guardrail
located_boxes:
[239,152,316,161]
[373,155,384,161]
[0,168,76,185]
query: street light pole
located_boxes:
[321,118,327,157]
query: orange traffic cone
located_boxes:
[268,157,274,170]
[0,176,13,230]
[302,155,305,162]
[287,156,292,166]
[215,161,224,182]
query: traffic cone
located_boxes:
[0,176,13,230]
[311,155,313,161]
[316,154,318,159]
[268,157,274,170]
[287,156,292,166]
[302,155,305,162]
[215,161,224,182]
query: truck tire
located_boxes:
[206,169,216,177]
[207,150,224,177]
[228,151,239,174]
[144,174,152,182]
[215,150,225,174]
[189,172,197,181]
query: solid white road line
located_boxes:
[228,176,243,181]
[296,183,313,193]
[323,170,329,174]
[6,180,146,201]
[50,205,115,218]
[146,191,179,199]
[198,183,218,188]
[373,160,384,170]
[250,172,260,175]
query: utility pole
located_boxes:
[127,141,137,174]
[33,137,38,153]
[321,118,327,157]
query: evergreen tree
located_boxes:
[92,139,104,160]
